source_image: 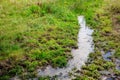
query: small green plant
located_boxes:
[8,65,23,75]
[52,56,67,68]
[74,75,90,80]
[103,61,115,70]
[0,75,10,80]
[24,61,38,72]
[114,48,120,59]
[38,76,50,80]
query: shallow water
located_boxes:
[37,16,94,80]
[102,51,113,61]
[101,51,120,80]
[115,59,120,70]
[102,50,120,71]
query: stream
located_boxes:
[37,16,94,80]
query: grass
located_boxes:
[1,0,120,80]
[0,0,103,79]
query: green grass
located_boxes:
[2,0,118,79]
[0,0,100,79]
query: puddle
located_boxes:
[101,51,120,80]
[99,71,111,75]
[101,76,120,80]
[10,76,21,80]
[37,16,94,80]
[102,77,114,80]
[102,51,114,61]
[106,77,114,80]
[102,50,120,71]
[115,59,120,70]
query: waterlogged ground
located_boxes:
[76,0,120,80]
[36,16,94,80]
[0,0,120,80]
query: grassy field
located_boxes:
[0,0,120,80]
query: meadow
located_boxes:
[0,0,120,80]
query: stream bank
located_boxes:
[75,0,120,80]
[37,16,94,80]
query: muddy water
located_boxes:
[37,16,94,80]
